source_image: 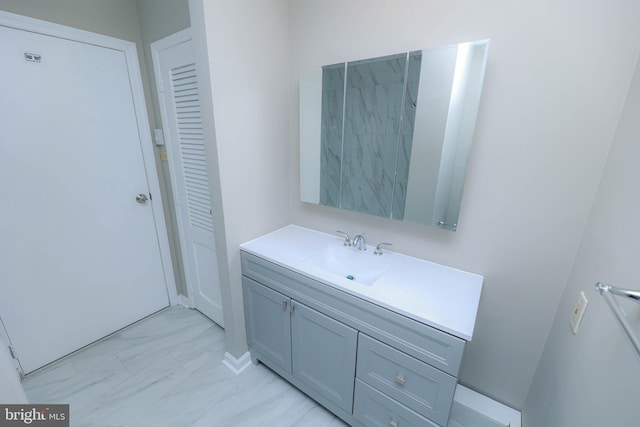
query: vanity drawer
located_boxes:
[356,334,455,426]
[354,380,439,427]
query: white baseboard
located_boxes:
[176,295,193,308]
[222,351,252,375]
[453,385,521,427]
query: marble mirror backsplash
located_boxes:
[300,40,490,231]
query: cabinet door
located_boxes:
[291,301,357,413]
[243,277,292,372]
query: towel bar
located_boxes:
[595,282,640,358]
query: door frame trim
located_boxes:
[0,11,179,306]
[0,316,24,379]
[150,28,197,308]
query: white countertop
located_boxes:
[240,225,483,341]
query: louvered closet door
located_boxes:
[153,32,224,326]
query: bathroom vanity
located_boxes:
[240,225,483,427]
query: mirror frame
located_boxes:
[300,39,490,231]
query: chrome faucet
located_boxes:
[373,242,392,256]
[352,234,366,251]
[335,230,352,246]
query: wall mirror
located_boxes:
[299,39,490,231]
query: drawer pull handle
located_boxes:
[282,301,288,311]
[389,421,398,427]
[394,375,406,386]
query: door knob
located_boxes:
[136,193,148,204]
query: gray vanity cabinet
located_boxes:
[291,302,358,413]
[354,334,456,426]
[243,275,358,416]
[242,251,466,426]
[243,277,292,372]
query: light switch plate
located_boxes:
[153,128,165,146]
[570,291,589,334]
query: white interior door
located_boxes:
[0,21,171,373]
[152,30,224,327]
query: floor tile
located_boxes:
[73,354,190,426]
[23,306,344,427]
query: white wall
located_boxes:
[136,0,190,128]
[289,0,640,408]
[523,54,640,426]
[0,0,140,41]
[192,0,291,357]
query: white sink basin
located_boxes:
[302,243,390,286]
[240,225,485,340]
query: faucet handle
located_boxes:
[374,242,392,256]
[335,230,352,246]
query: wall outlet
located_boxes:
[570,291,589,334]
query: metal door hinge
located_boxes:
[24,52,41,63]
[8,345,16,359]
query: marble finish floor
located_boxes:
[22,306,346,427]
